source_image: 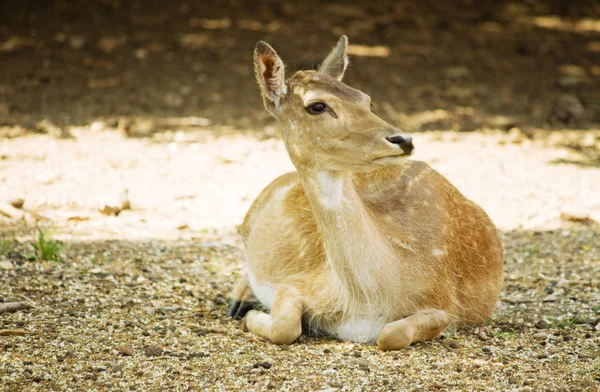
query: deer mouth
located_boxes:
[373,154,409,164]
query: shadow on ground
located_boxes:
[1,223,599,390]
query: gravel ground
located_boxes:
[1,128,599,391]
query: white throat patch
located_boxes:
[316,172,344,210]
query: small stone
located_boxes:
[356,359,370,371]
[266,383,276,390]
[535,320,551,329]
[145,344,163,357]
[448,340,459,349]
[533,332,548,341]
[476,330,489,341]
[508,377,517,384]
[260,361,272,369]
[213,295,226,305]
[543,294,558,302]
[117,345,134,356]
[0,261,15,270]
[323,348,332,354]
[9,198,24,209]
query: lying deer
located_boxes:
[227,36,504,350]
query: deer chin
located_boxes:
[373,154,410,166]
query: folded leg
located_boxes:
[377,309,450,351]
[245,287,303,345]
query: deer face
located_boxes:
[254,36,413,172]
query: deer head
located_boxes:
[254,36,413,172]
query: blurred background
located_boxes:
[0,0,599,135]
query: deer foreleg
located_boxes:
[227,273,257,319]
[245,287,303,345]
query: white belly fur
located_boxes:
[247,268,277,310]
[334,318,386,344]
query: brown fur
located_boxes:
[232,37,504,350]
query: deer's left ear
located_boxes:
[318,35,349,81]
[254,41,287,116]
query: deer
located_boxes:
[226,36,504,351]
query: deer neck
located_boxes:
[299,170,395,308]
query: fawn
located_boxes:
[227,36,504,350]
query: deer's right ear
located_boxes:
[254,41,287,115]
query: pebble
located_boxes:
[448,340,459,349]
[535,320,551,329]
[356,359,370,371]
[533,332,548,341]
[118,345,134,356]
[0,261,15,270]
[543,294,558,302]
[260,361,272,369]
[145,344,163,357]
[9,198,24,209]
[476,329,490,341]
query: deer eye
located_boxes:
[306,102,327,115]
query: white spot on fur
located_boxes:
[312,76,320,81]
[290,120,297,130]
[316,172,344,210]
[335,318,386,344]
[432,248,444,257]
[247,269,277,310]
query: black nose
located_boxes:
[386,135,414,154]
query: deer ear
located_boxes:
[318,36,349,81]
[254,41,287,115]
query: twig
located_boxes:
[0,302,32,314]
[18,294,38,308]
[0,329,33,336]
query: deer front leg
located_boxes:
[227,273,257,319]
[245,287,303,345]
[377,309,450,351]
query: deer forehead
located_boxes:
[290,72,370,107]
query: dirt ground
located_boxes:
[1,0,600,391]
[1,128,599,391]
